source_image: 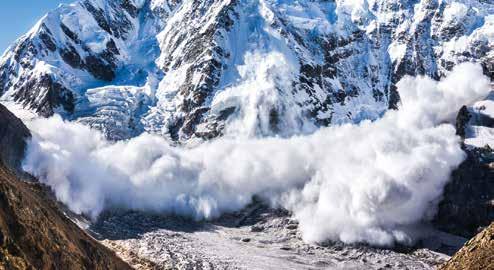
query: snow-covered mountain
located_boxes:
[0,0,493,141]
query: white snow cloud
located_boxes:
[22,62,491,246]
[211,51,312,137]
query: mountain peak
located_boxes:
[0,0,492,141]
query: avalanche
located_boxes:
[0,0,493,248]
[21,63,491,246]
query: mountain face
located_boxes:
[0,157,132,270]
[0,0,493,142]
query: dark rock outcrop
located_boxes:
[455,105,472,139]
[12,74,75,117]
[434,147,494,238]
[0,104,31,176]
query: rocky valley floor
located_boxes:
[86,204,466,270]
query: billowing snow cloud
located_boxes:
[22,62,491,246]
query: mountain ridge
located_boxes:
[1,0,492,142]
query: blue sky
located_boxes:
[0,1,74,54]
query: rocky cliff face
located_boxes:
[435,92,494,239]
[0,104,131,270]
[434,146,494,238]
[0,0,492,141]
[0,104,30,177]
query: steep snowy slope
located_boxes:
[0,0,493,141]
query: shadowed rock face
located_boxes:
[434,105,494,239]
[434,146,494,239]
[0,105,131,270]
[0,104,31,176]
[440,222,494,270]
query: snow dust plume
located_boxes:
[22,63,490,246]
[210,51,314,137]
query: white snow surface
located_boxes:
[464,92,494,148]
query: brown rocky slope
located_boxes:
[440,222,494,270]
[0,103,131,270]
